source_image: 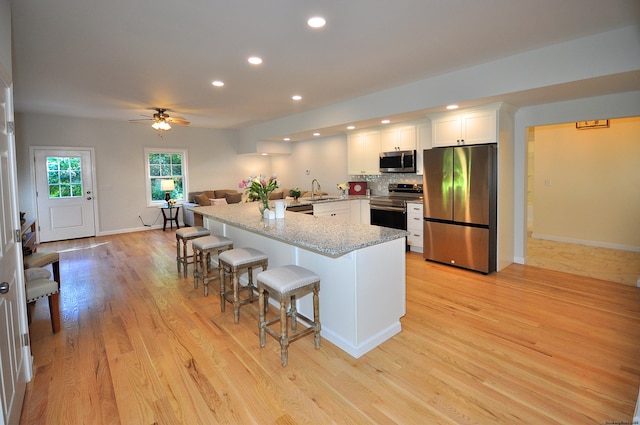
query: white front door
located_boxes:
[0,76,30,425]
[33,148,96,242]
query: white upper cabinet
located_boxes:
[348,130,381,175]
[431,107,497,147]
[380,125,416,152]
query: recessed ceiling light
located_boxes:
[446,104,459,110]
[347,125,355,130]
[313,132,321,136]
[212,80,224,87]
[292,95,302,101]
[307,17,326,28]
[283,137,291,141]
[248,56,263,65]
[381,119,391,124]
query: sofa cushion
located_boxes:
[210,198,228,206]
[225,192,243,204]
[194,193,210,206]
[268,191,284,200]
[214,189,238,199]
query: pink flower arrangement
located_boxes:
[238,174,280,210]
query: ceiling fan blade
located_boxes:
[128,118,154,123]
[168,117,190,125]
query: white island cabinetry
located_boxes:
[193,202,407,358]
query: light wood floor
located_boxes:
[20,230,640,424]
[527,237,640,286]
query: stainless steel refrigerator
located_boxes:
[422,144,497,273]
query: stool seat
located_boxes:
[175,226,211,276]
[26,278,59,301]
[219,247,268,267]
[24,251,60,284]
[256,265,320,296]
[192,235,233,296]
[219,248,268,323]
[176,226,210,239]
[23,252,60,269]
[192,234,233,251]
[25,274,61,334]
[257,265,321,366]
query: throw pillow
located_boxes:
[25,267,52,281]
[194,193,209,206]
[268,191,283,200]
[225,192,242,204]
[210,198,228,206]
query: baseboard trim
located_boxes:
[531,233,640,253]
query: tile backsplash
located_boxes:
[349,173,422,196]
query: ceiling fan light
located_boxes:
[152,121,171,131]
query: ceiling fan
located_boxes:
[129,108,190,131]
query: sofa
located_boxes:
[182,189,243,227]
[267,188,327,200]
[182,187,329,227]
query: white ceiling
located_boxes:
[9,0,640,136]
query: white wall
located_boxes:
[270,134,350,196]
[14,112,270,234]
[0,0,10,81]
[532,117,640,250]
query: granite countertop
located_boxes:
[191,202,407,258]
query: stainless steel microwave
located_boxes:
[379,150,416,173]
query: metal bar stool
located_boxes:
[175,226,211,276]
[192,234,233,296]
[257,265,321,366]
[218,248,268,324]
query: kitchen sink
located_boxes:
[304,196,340,202]
[287,204,313,214]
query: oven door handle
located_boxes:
[370,205,406,213]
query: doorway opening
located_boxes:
[525,117,640,286]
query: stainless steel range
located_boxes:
[370,183,423,230]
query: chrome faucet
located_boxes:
[311,179,321,200]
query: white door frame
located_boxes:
[29,146,99,243]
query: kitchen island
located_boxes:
[191,201,407,358]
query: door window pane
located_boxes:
[47,157,83,198]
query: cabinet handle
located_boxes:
[0,282,9,294]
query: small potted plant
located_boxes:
[289,188,301,201]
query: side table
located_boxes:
[160,206,180,231]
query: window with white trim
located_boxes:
[144,148,188,205]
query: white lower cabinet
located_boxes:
[314,199,371,224]
[359,199,370,225]
[406,202,423,252]
[313,200,351,221]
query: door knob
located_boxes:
[0,282,9,294]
